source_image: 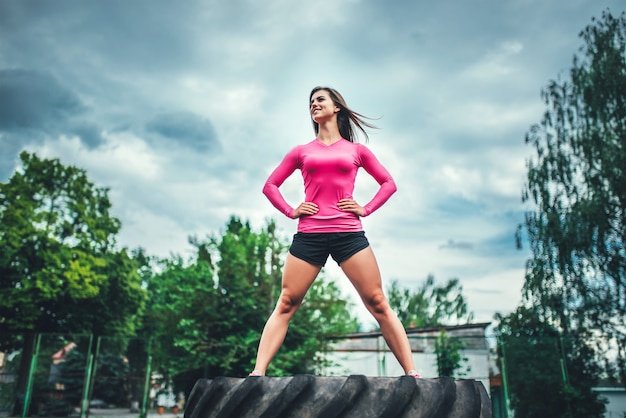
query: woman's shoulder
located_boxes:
[352,141,373,153]
[283,140,316,160]
[290,139,316,149]
[285,139,310,150]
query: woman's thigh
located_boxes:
[339,247,384,300]
[280,253,322,303]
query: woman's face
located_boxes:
[310,90,339,123]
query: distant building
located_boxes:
[593,384,626,418]
[326,322,491,392]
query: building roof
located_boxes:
[332,322,491,340]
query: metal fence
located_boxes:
[0,333,162,418]
[2,332,624,418]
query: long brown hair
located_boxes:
[309,86,377,143]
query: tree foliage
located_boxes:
[0,152,146,415]
[386,275,473,328]
[434,330,470,378]
[0,151,146,342]
[495,307,605,418]
[522,9,626,387]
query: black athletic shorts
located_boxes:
[288,231,370,267]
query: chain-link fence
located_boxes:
[0,333,166,418]
[3,332,624,418]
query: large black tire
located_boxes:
[184,375,492,418]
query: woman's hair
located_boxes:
[309,86,378,143]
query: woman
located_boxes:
[250,86,419,378]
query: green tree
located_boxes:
[141,250,216,395]
[0,151,145,339]
[0,152,146,414]
[495,307,605,418]
[522,10,626,389]
[386,276,473,328]
[434,330,469,378]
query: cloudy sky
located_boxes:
[1,0,623,327]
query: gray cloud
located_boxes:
[0,69,84,131]
[68,122,106,149]
[145,111,221,153]
[439,240,475,251]
[0,69,107,178]
[0,1,198,73]
[0,69,92,178]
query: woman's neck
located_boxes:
[316,121,341,144]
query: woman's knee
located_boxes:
[275,293,302,315]
[363,291,390,315]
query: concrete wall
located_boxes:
[594,387,626,418]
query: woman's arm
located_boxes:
[357,144,397,216]
[262,147,300,218]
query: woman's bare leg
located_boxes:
[252,254,322,375]
[340,247,416,374]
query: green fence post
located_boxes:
[21,333,41,418]
[558,335,570,384]
[557,335,574,418]
[498,338,511,418]
[140,340,152,418]
[79,335,94,418]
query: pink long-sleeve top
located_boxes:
[263,138,397,233]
